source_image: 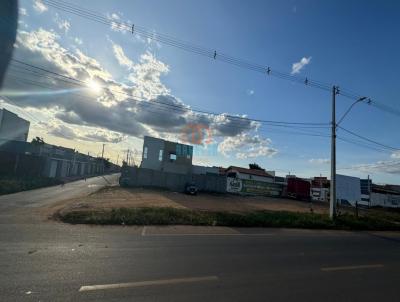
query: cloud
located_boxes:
[111,42,134,70]
[391,151,400,159]
[19,7,28,16]
[54,13,71,33]
[74,37,83,45]
[48,123,78,140]
[106,12,128,33]
[351,160,400,175]
[5,27,265,158]
[291,56,311,74]
[48,121,125,143]
[218,133,277,159]
[246,89,254,96]
[33,0,48,13]
[309,158,330,164]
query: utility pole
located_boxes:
[116,154,119,166]
[330,86,337,219]
[101,144,105,159]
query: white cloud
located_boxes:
[19,7,28,16]
[291,56,311,74]
[107,12,128,33]
[246,89,254,96]
[111,42,134,70]
[351,160,400,175]
[391,151,400,159]
[33,0,48,13]
[54,13,71,33]
[6,28,261,149]
[218,133,277,159]
[74,37,83,45]
[48,121,125,143]
[309,158,330,164]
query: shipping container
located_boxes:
[287,177,311,201]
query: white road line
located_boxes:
[141,226,146,236]
[321,264,384,272]
[79,275,219,292]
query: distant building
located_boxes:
[311,176,330,202]
[223,166,274,183]
[140,136,193,174]
[0,108,30,142]
[0,139,119,178]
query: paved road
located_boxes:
[0,173,120,210]
[1,175,400,301]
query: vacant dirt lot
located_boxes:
[50,186,330,216]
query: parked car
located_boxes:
[185,182,198,195]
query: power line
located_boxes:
[5,70,333,141]
[9,59,329,128]
[338,126,400,151]
[41,0,400,118]
[8,59,397,156]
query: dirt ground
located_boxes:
[50,186,331,216]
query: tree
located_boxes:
[249,163,264,171]
[31,136,45,145]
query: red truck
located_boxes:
[287,178,311,201]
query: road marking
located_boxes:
[141,226,146,236]
[321,264,384,272]
[79,275,219,292]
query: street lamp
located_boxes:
[330,94,370,220]
[337,96,370,126]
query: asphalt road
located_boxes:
[0,173,120,210]
[1,175,400,301]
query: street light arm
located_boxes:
[337,97,368,126]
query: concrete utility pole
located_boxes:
[330,86,337,219]
[101,144,105,159]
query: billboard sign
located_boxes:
[336,174,361,206]
[227,178,282,196]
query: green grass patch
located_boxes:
[58,207,400,231]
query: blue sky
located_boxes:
[2,0,400,184]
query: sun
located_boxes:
[86,79,102,94]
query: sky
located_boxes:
[1,0,400,184]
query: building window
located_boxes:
[158,149,163,161]
[170,153,177,161]
[176,144,182,156]
[143,146,148,159]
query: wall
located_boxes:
[141,136,164,170]
[0,151,44,177]
[192,165,219,175]
[370,192,400,208]
[0,109,30,142]
[232,171,274,183]
[336,174,361,206]
[226,177,284,196]
[120,166,226,193]
[141,136,193,174]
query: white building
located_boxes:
[0,108,30,142]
